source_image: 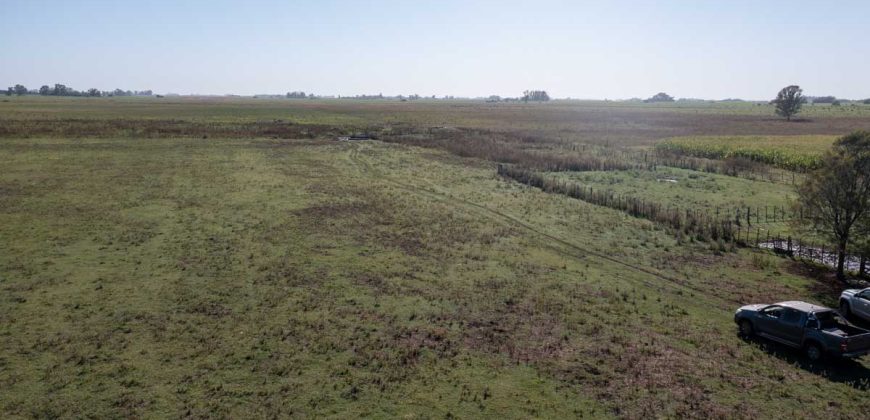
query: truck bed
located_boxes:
[821,324,867,337]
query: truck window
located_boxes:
[761,306,783,318]
[781,309,802,324]
[815,311,845,329]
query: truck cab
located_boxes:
[735,301,870,361]
[840,288,870,322]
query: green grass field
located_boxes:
[2,98,870,418]
[544,167,798,235]
[548,167,795,211]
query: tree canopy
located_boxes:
[795,131,870,280]
[522,90,550,102]
[772,85,805,121]
[4,83,152,97]
[644,92,674,103]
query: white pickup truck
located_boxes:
[840,288,870,322]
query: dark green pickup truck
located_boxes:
[734,301,870,361]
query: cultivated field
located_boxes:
[1,97,870,418]
[656,135,836,171]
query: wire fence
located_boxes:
[749,231,868,276]
[498,164,868,276]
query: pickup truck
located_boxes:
[734,301,870,361]
[839,288,870,323]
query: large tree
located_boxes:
[522,90,550,102]
[795,131,870,281]
[644,92,675,103]
[13,84,28,96]
[773,85,805,121]
[52,84,69,96]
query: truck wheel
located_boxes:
[805,343,823,362]
[840,301,851,317]
[739,320,754,337]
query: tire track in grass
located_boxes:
[346,143,736,304]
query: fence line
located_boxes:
[498,164,868,276]
[746,229,867,276]
[498,164,801,229]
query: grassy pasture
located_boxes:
[545,167,797,237]
[656,135,838,171]
[2,98,870,417]
[2,137,869,418]
[547,167,795,211]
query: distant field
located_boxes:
[656,135,837,171]
[2,97,869,146]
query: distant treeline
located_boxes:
[522,90,550,102]
[262,92,437,100]
[806,96,870,105]
[286,91,314,99]
[6,84,869,104]
[4,84,152,97]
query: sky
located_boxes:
[2,0,869,99]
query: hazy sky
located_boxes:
[3,0,869,99]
